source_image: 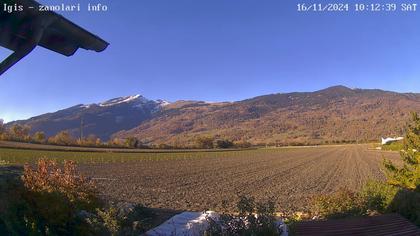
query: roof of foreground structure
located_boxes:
[0,0,108,76]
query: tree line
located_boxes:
[0,120,248,149]
[0,120,142,149]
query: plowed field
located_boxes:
[79,145,401,212]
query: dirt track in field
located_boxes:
[80,145,401,213]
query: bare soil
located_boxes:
[79,145,401,213]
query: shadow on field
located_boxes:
[0,165,22,179]
[387,185,420,226]
[0,165,24,234]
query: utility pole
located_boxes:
[80,116,84,141]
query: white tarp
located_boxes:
[381,137,404,145]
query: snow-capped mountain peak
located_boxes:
[99,95,143,107]
[77,95,170,110]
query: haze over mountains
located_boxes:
[8,86,420,146]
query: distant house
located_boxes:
[381,137,404,145]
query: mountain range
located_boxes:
[8,86,420,146]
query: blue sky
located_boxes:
[1,0,420,122]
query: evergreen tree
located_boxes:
[384,112,420,191]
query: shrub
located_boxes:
[205,196,280,236]
[124,137,140,148]
[0,160,157,235]
[312,188,366,219]
[48,131,76,146]
[156,143,173,149]
[196,136,214,149]
[87,207,120,236]
[381,141,403,151]
[359,180,397,213]
[214,139,234,149]
[107,138,125,148]
[22,159,101,209]
[1,159,102,235]
[32,131,46,144]
[78,135,102,147]
[312,181,398,218]
[312,178,414,221]
[118,204,155,235]
[235,141,252,148]
[85,203,155,236]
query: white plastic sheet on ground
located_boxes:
[145,211,288,236]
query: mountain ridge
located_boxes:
[6,86,420,145]
[115,86,420,146]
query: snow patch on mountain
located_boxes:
[156,99,171,107]
[81,104,92,109]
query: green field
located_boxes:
[0,147,285,164]
[381,141,404,151]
